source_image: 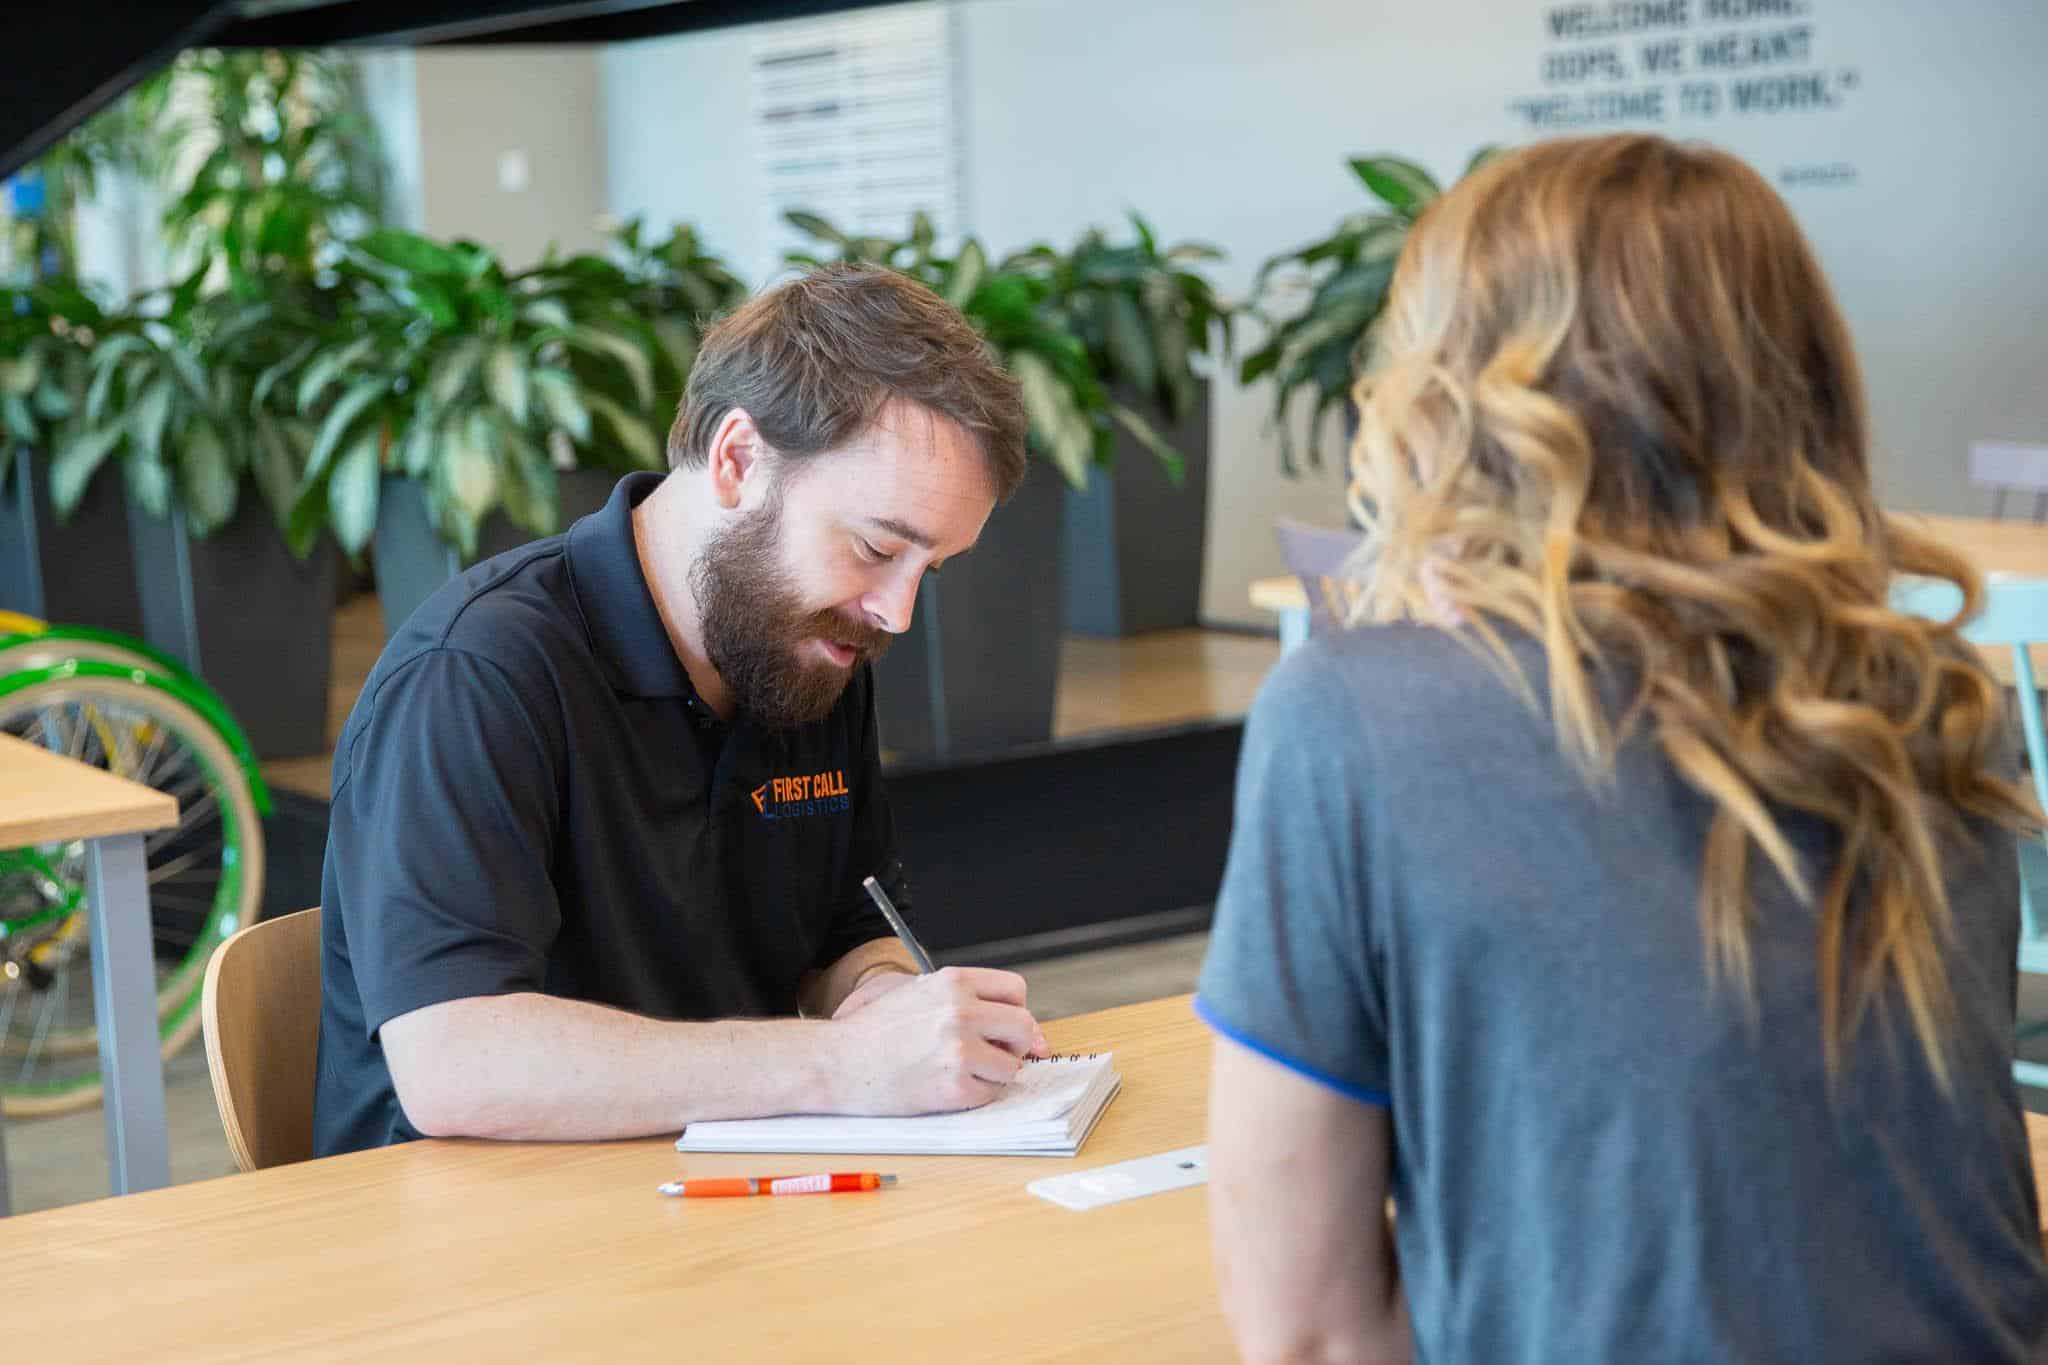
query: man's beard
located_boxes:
[688,498,893,729]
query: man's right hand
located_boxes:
[823,966,1048,1116]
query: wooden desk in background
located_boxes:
[0,733,178,1212]
[0,995,1225,1362]
[1252,515,2048,680]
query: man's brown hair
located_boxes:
[669,263,1028,500]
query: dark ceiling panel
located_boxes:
[209,0,918,48]
[1,3,225,183]
[3,0,914,184]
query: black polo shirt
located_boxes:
[312,472,900,1155]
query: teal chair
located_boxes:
[1891,575,2048,1089]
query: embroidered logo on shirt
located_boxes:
[751,770,850,821]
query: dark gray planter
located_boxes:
[0,449,146,636]
[376,468,621,638]
[874,466,1065,760]
[127,493,337,759]
[1062,383,1210,636]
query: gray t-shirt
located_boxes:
[1198,622,2048,1364]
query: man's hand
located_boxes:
[824,966,1049,1115]
[831,965,918,1019]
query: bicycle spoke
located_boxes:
[148,844,225,886]
[148,793,221,854]
[133,727,181,792]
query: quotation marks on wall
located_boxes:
[1508,0,1862,174]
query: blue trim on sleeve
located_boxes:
[1193,994,1391,1109]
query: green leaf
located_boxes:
[0,350,44,396]
[178,422,239,535]
[1239,338,1282,386]
[84,334,151,426]
[522,298,571,331]
[327,432,381,554]
[784,210,847,246]
[1348,155,1440,219]
[48,422,125,515]
[252,336,317,413]
[1462,144,1506,179]
[495,422,558,536]
[486,343,530,425]
[649,318,698,382]
[1011,350,1091,491]
[946,240,988,311]
[585,391,661,469]
[2,393,34,445]
[429,335,487,408]
[249,413,301,529]
[128,377,174,464]
[1128,211,1158,257]
[443,417,501,524]
[1103,292,1158,397]
[1109,403,1187,486]
[532,367,591,443]
[355,229,470,280]
[305,376,387,482]
[396,411,439,478]
[295,335,375,414]
[124,453,172,519]
[566,326,653,409]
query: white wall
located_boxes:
[603,0,2048,626]
[413,47,608,267]
[601,25,765,278]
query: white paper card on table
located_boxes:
[1026,1144,1209,1211]
[676,1053,1121,1157]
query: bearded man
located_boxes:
[314,265,1048,1153]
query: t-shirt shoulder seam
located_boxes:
[433,541,570,646]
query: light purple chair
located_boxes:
[1273,518,1365,651]
[1969,441,2048,521]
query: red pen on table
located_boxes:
[657,1172,898,1198]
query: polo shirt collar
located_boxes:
[566,471,697,699]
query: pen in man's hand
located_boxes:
[863,875,935,973]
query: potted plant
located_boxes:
[0,276,151,637]
[284,226,703,637]
[37,280,339,758]
[785,210,1149,756]
[1240,150,1497,477]
[1005,217,1232,636]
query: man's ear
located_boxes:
[706,408,764,511]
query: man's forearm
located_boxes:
[381,993,846,1142]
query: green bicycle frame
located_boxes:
[0,657,274,816]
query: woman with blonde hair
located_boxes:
[1198,133,2048,1363]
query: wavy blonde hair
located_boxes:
[1347,134,2040,1087]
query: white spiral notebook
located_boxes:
[674,1053,1122,1157]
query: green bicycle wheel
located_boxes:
[0,670,265,1117]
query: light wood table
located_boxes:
[1,992,2042,1358]
[0,995,1224,1362]
[0,733,178,1211]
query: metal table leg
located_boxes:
[84,833,171,1195]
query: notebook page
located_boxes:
[676,1053,1114,1150]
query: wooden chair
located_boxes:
[201,907,322,1172]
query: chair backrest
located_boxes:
[1968,442,2048,520]
[1892,576,2048,943]
[202,907,322,1173]
[1273,518,1365,635]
